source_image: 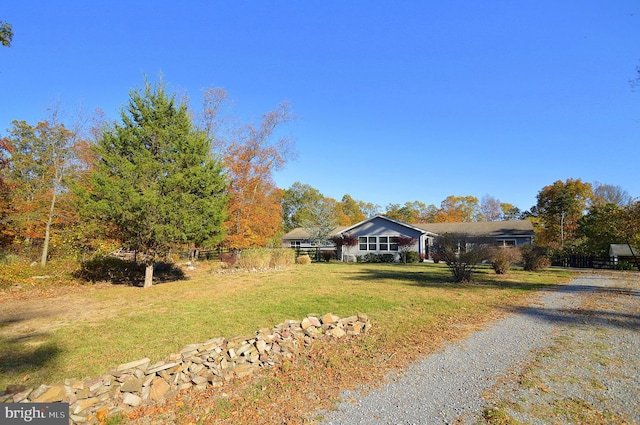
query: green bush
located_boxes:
[380,254,396,263]
[361,253,381,263]
[400,251,419,263]
[358,253,398,263]
[614,261,635,270]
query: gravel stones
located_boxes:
[320,272,638,425]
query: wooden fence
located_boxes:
[551,254,639,270]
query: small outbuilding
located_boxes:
[609,244,639,263]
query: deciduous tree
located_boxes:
[384,201,437,224]
[281,182,325,232]
[329,232,358,261]
[3,115,81,265]
[358,201,381,218]
[435,195,480,223]
[479,195,502,221]
[80,80,228,287]
[0,21,12,47]
[577,203,625,255]
[220,103,294,248]
[0,137,13,248]
[535,178,593,252]
[592,182,632,207]
[394,235,417,263]
[303,199,337,260]
[337,194,366,225]
[500,203,521,221]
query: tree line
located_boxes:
[1,80,639,283]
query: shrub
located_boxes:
[614,261,635,270]
[270,248,296,268]
[236,249,271,270]
[433,233,492,282]
[520,245,550,271]
[219,251,238,266]
[380,253,395,263]
[296,254,311,265]
[489,247,521,274]
[321,250,336,262]
[400,251,420,264]
[0,252,21,265]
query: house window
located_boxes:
[496,239,516,247]
[290,241,301,248]
[379,236,388,251]
[358,236,403,251]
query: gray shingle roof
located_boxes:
[609,244,639,257]
[413,220,534,237]
[281,226,350,240]
[281,220,534,240]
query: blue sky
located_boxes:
[2,1,639,213]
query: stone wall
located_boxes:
[0,313,371,424]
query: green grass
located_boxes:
[0,262,574,392]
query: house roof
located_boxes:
[281,226,350,240]
[281,218,534,240]
[413,220,534,238]
[609,244,639,257]
[336,215,434,236]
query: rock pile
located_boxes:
[0,313,371,424]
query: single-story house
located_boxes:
[281,215,534,262]
[609,244,639,263]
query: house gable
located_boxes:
[337,215,428,239]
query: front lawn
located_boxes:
[0,261,574,422]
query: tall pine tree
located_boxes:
[81,80,228,287]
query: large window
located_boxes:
[496,239,516,247]
[357,236,400,251]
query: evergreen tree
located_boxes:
[80,81,228,287]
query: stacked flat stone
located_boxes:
[0,313,371,424]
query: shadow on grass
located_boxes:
[73,257,187,287]
[0,333,60,387]
[349,265,640,296]
[498,272,640,329]
[502,305,640,331]
[348,265,549,292]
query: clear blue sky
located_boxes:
[2,1,639,213]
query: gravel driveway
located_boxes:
[320,271,639,425]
